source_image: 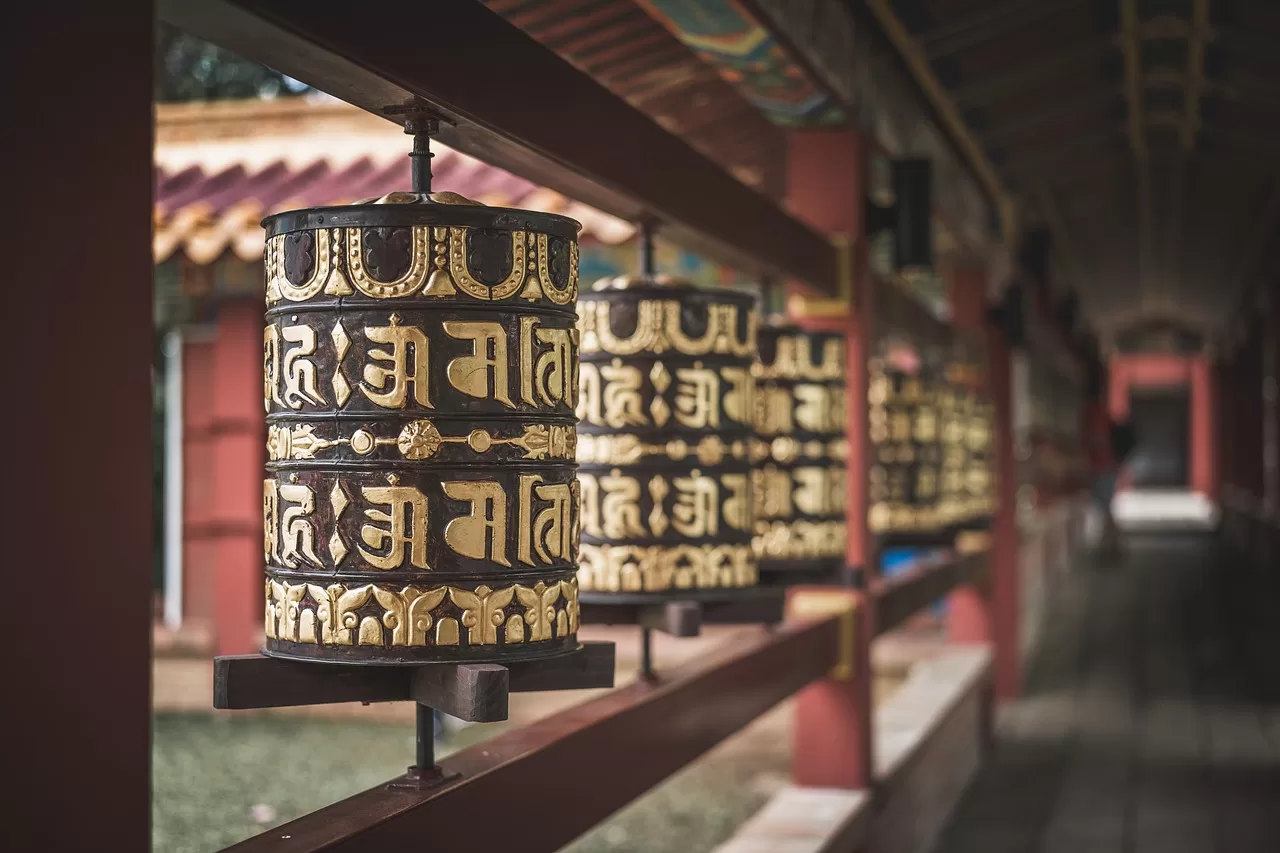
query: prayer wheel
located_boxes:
[868,357,942,535]
[752,324,848,584]
[261,190,583,664]
[575,276,760,597]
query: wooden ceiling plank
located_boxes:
[951,36,1114,109]
[982,89,1119,146]
[921,0,1090,60]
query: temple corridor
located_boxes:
[934,534,1280,853]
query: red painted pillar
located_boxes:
[945,264,992,646]
[988,322,1021,699]
[211,300,266,656]
[785,129,875,790]
[1189,355,1216,500]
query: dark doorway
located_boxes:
[1126,386,1190,488]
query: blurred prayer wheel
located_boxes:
[868,358,943,536]
[261,190,583,664]
[752,324,848,584]
[575,276,760,597]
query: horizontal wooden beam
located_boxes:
[221,617,841,852]
[873,551,987,636]
[158,0,839,293]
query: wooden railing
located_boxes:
[219,548,987,852]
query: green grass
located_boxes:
[153,714,420,851]
[153,712,786,852]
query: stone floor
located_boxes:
[933,532,1280,853]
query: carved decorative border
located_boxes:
[265,576,580,649]
[267,420,576,462]
[577,543,757,592]
[577,300,757,357]
[264,226,579,306]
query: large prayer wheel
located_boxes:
[575,276,760,597]
[753,325,848,584]
[261,191,583,664]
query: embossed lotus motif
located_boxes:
[397,419,443,460]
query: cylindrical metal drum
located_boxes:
[752,325,848,584]
[261,192,582,664]
[575,276,759,597]
[868,358,941,535]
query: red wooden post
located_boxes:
[1189,355,1217,501]
[785,129,875,789]
[9,3,154,848]
[211,301,267,656]
[182,332,219,633]
[945,264,993,646]
[988,323,1021,699]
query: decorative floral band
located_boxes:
[755,520,847,561]
[577,543,757,593]
[265,576,579,649]
[267,419,576,463]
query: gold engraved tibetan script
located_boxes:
[362,315,431,408]
[359,481,429,569]
[518,474,575,565]
[444,321,513,405]
[442,480,510,566]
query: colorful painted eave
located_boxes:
[635,0,846,126]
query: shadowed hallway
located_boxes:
[934,534,1280,852]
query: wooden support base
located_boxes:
[213,641,615,723]
[579,587,786,637]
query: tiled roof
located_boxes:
[154,97,635,265]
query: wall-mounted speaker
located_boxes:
[865,158,933,272]
[892,159,932,270]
